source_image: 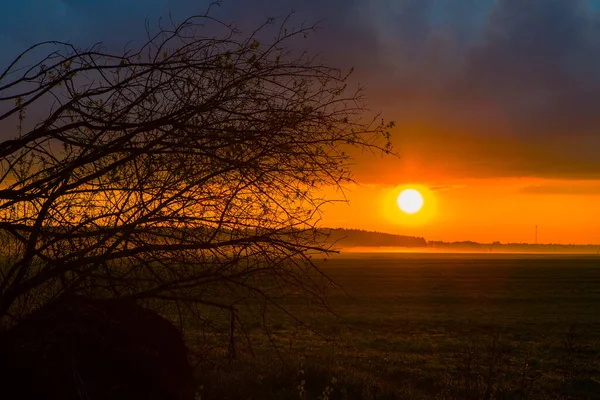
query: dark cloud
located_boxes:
[452,0,600,135]
[428,185,463,192]
[363,0,600,181]
[520,182,600,195]
[2,0,600,180]
[0,0,213,59]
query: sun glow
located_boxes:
[397,189,424,214]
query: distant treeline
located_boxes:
[318,228,600,252]
[322,228,427,248]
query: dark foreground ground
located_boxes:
[196,253,600,399]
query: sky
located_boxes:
[2,0,600,244]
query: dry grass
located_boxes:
[192,254,600,399]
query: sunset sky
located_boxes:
[2,1,600,244]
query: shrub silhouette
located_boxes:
[0,295,195,400]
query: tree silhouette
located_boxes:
[0,9,392,355]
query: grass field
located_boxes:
[197,253,600,399]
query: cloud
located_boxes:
[2,0,600,181]
[428,185,464,192]
[0,0,214,57]
[361,0,600,181]
[520,181,600,196]
[452,0,600,134]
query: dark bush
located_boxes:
[0,295,195,400]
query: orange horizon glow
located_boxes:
[319,176,600,245]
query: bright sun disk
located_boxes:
[397,189,424,214]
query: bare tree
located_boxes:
[0,8,393,355]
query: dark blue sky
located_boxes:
[2,0,600,181]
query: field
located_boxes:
[197,253,600,399]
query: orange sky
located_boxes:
[319,122,600,245]
[320,177,600,245]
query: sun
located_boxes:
[397,189,424,214]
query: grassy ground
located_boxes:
[194,253,600,399]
